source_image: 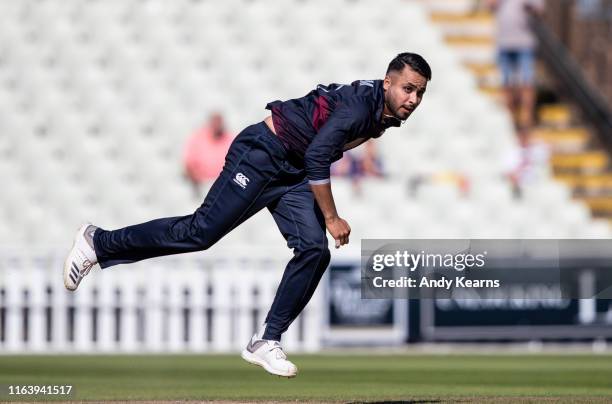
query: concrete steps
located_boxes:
[538,104,573,128]
[536,103,612,218]
[582,196,612,217]
[535,104,591,156]
[420,3,499,96]
[551,151,609,173]
[556,174,612,195]
[531,127,590,153]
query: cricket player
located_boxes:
[64,52,431,378]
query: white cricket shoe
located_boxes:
[241,334,298,378]
[63,223,98,291]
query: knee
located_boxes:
[174,228,215,251]
[191,227,220,250]
[195,236,215,250]
[299,234,330,267]
[318,245,331,268]
[181,216,217,251]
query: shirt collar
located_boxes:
[374,80,402,129]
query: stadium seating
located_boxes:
[0,0,609,251]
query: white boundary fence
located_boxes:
[0,247,323,353]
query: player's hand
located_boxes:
[325,216,351,248]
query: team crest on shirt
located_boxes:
[233,172,250,189]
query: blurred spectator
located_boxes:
[332,141,384,195]
[183,112,234,197]
[504,131,551,191]
[486,0,544,133]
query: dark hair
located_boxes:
[386,52,432,81]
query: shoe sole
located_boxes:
[63,224,88,291]
[240,349,297,378]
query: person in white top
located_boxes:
[486,0,544,133]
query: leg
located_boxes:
[262,180,331,341]
[518,49,536,131]
[93,123,287,268]
[498,49,521,128]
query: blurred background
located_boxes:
[0,0,611,354]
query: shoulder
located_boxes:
[325,96,375,133]
[337,89,373,109]
[343,79,382,116]
[338,96,376,121]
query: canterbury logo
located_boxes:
[233,172,250,189]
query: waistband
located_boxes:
[256,120,288,157]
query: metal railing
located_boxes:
[533,2,612,152]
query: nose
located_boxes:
[408,92,419,106]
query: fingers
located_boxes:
[343,222,351,246]
[335,236,346,248]
[341,232,349,246]
[334,236,346,249]
[335,229,351,248]
[330,218,351,249]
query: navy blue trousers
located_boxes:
[92,121,331,341]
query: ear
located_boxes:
[383,74,391,91]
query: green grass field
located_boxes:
[1,354,612,402]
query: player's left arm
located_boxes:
[304,101,370,247]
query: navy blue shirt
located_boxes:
[266,79,401,184]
